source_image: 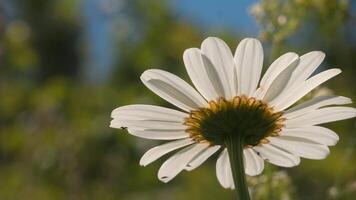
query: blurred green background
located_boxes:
[0,0,355,199]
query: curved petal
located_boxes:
[285,51,325,90]
[216,149,234,189]
[285,106,356,127]
[185,145,220,171]
[280,126,339,146]
[261,56,300,102]
[201,37,236,98]
[259,52,298,90]
[234,38,264,96]
[257,52,299,100]
[253,144,300,167]
[111,104,188,122]
[252,87,264,99]
[183,48,224,101]
[158,143,208,183]
[141,69,207,112]
[268,136,330,160]
[110,118,188,140]
[140,138,195,166]
[110,119,186,130]
[127,129,189,140]
[271,68,341,111]
[284,96,352,119]
[244,148,264,176]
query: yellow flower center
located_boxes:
[184,96,284,147]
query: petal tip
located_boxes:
[334,68,342,73]
[183,47,200,55]
[240,37,262,45]
[109,120,117,129]
[139,161,147,167]
[140,70,151,82]
[201,36,227,49]
[158,175,171,183]
[203,36,221,42]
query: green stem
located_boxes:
[225,136,250,200]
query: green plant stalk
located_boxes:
[225,135,250,200]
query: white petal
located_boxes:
[254,144,300,167]
[127,129,188,140]
[280,126,339,146]
[201,37,236,98]
[252,87,264,99]
[258,52,299,100]
[141,69,207,111]
[216,149,234,189]
[140,138,195,166]
[111,104,188,122]
[227,159,235,190]
[185,145,220,171]
[110,105,188,135]
[244,148,264,176]
[268,136,330,160]
[183,48,224,100]
[286,51,325,90]
[262,56,300,102]
[286,106,356,127]
[271,68,341,111]
[110,118,189,140]
[110,119,186,130]
[158,143,208,183]
[235,38,264,96]
[259,52,298,89]
[284,96,352,119]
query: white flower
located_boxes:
[110,37,356,189]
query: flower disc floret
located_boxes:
[184,96,284,147]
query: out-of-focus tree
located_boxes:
[251,0,349,58]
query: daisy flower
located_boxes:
[110,37,356,199]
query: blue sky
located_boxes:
[83,0,259,82]
[171,0,259,34]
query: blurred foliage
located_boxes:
[0,0,355,199]
[248,170,298,200]
[251,0,349,44]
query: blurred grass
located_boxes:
[0,0,355,199]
